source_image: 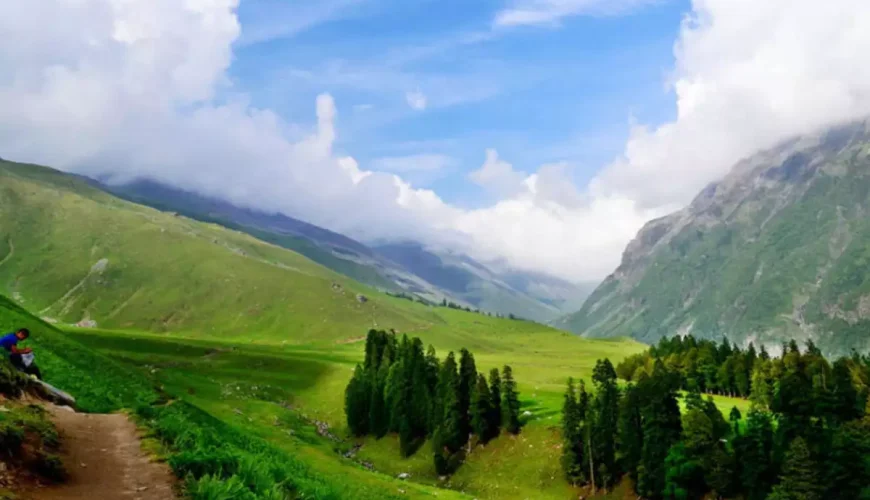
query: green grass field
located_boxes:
[62,326,648,499]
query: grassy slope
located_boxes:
[0,159,432,341]
[0,295,459,499]
[0,160,663,498]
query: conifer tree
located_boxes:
[662,442,705,500]
[458,349,478,442]
[437,352,463,452]
[830,358,861,424]
[561,378,584,484]
[369,360,390,438]
[488,368,502,433]
[345,365,370,436]
[471,374,493,443]
[767,437,822,500]
[502,365,521,434]
[591,359,620,489]
[617,381,644,484]
[736,408,775,500]
[637,361,682,500]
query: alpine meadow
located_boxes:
[3,1,870,499]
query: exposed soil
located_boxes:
[22,404,176,500]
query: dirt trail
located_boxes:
[25,404,176,500]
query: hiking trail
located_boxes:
[24,404,176,500]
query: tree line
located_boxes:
[562,339,870,499]
[345,329,522,475]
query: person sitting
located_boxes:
[0,328,36,376]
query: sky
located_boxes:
[2,0,870,283]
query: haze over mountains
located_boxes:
[86,177,594,323]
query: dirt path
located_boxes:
[25,404,176,500]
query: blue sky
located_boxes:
[231,0,689,207]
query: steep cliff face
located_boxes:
[559,122,870,354]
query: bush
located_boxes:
[169,448,239,480]
[187,474,257,500]
[33,451,66,482]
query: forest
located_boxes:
[344,329,522,474]
[561,336,870,499]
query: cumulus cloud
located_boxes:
[405,90,428,110]
[494,0,661,27]
[594,0,870,209]
[2,0,870,283]
[468,149,527,198]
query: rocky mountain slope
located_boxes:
[559,122,870,355]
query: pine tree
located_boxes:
[618,381,644,484]
[424,345,440,433]
[458,349,478,443]
[767,437,822,500]
[830,358,861,424]
[502,365,521,434]
[488,368,502,434]
[737,408,775,500]
[591,359,620,489]
[706,445,736,499]
[436,352,463,452]
[825,419,870,500]
[369,360,390,438]
[662,442,705,500]
[561,378,584,484]
[345,364,370,436]
[637,361,682,500]
[471,374,493,443]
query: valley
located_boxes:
[1,134,869,499]
[0,158,651,498]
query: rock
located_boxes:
[522,410,532,417]
[80,463,87,468]
[356,294,368,303]
[137,486,149,492]
[398,473,410,480]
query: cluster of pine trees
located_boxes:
[563,340,870,499]
[345,330,522,475]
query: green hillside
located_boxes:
[0,159,434,342]
[561,124,870,355]
[0,158,655,498]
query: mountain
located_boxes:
[0,158,437,340]
[373,242,593,322]
[559,122,870,355]
[99,178,588,322]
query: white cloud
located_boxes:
[468,149,527,198]
[405,90,428,111]
[594,0,870,209]
[494,0,661,27]
[3,0,870,284]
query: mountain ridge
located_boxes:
[98,177,589,322]
[559,121,870,355]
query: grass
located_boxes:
[63,327,651,499]
[0,293,465,499]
